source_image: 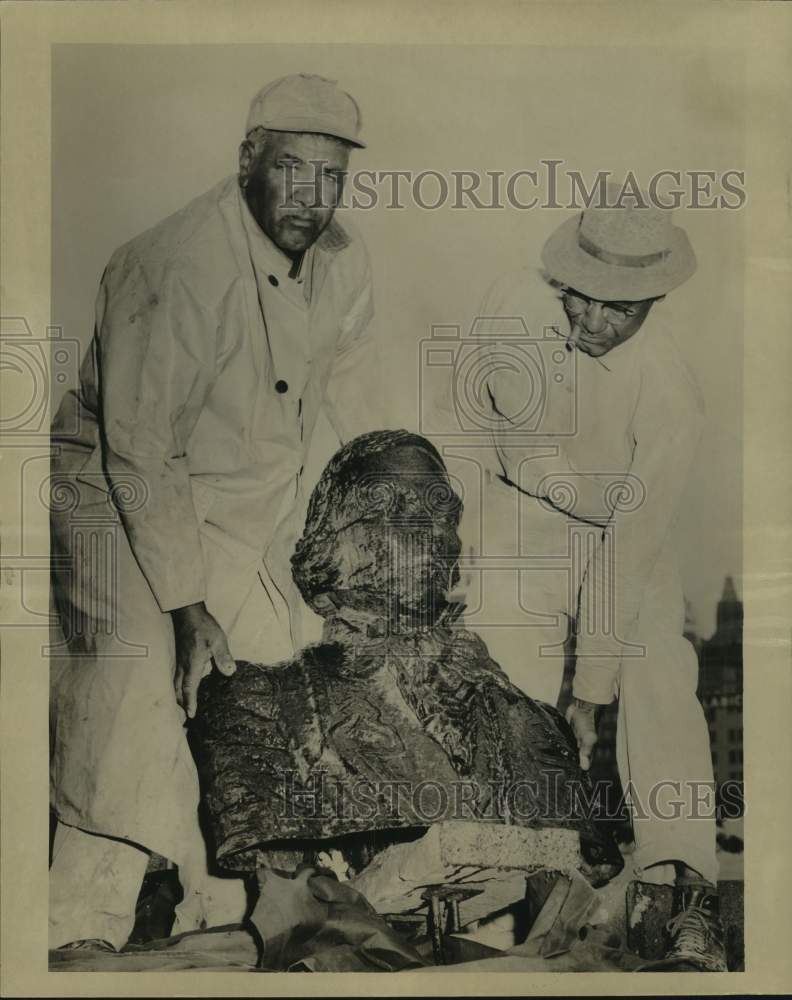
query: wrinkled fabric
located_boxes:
[348,824,536,922]
[416,927,645,973]
[467,265,705,705]
[52,175,380,617]
[48,471,289,865]
[437,268,717,882]
[523,870,602,957]
[49,175,382,946]
[50,867,426,973]
[50,927,259,973]
[251,868,426,972]
[49,823,151,951]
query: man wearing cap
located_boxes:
[461,189,725,970]
[49,74,381,951]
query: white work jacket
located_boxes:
[473,267,705,704]
[52,175,382,626]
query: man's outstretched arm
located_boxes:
[95,252,234,713]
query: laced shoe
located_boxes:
[638,883,727,972]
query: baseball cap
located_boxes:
[245,73,365,148]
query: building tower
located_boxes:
[699,576,743,793]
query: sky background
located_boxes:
[51,43,744,638]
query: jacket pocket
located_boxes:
[190,478,215,524]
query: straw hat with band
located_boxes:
[541,192,697,302]
[245,73,365,149]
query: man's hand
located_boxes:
[565,697,599,771]
[171,602,236,719]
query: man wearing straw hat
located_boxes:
[464,186,726,970]
[49,73,381,951]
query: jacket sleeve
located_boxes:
[323,245,383,443]
[477,270,613,519]
[572,361,705,704]
[94,251,216,612]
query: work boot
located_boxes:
[639,883,727,972]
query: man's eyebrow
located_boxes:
[276,154,345,175]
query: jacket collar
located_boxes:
[237,187,313,300]
[223,176,351,307]
[316,218,351,253]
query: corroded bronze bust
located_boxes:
[194,431,621,883]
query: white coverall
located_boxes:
[447,267,717,884]
[49,176,383,948]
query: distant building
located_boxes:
[698,576,743,790]
[699,576,743,699]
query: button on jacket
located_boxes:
[52,175,382,622]
[48,175,382,871]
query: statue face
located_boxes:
[292,432,463,627]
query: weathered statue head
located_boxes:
[292,430,463,635]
